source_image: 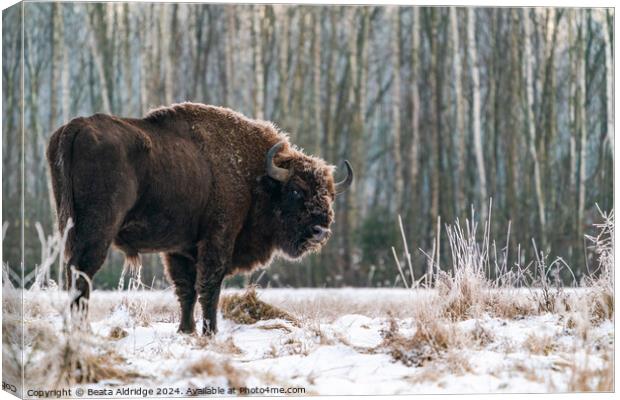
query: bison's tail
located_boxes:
[47,120,82,259]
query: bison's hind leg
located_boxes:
[66,131,138,312]
[66,238,113,312]
[67,198,134,312]
[162,252,198,334]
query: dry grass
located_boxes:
[566,352,613,392]
[119,293,152,327]
[513,361,544,383]
[468,320,495,347]
[186,357,246,388]
[15,251,144,389]
[256,322,294,333]
[208,337,243,355]
[388,206,614,392]
[76,352,143,384]
[28,327,143,387]
[524,333,557,355]
[412,212,542,322]
[380,312,463,367]
[589,289,614,323]
[220,286,298,325]
[108,326,128,340]
[443,351,473,375]
[406,350,472,385]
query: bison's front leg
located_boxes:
[195,240,230,336]
[162,252,198,334]
[196,270,225,335]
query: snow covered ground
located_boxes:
[10,287,612,397]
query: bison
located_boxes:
[46,102,352,335]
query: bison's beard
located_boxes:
[280,229,331,259]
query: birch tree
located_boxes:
[224,7,235,107]
[450,7,465,215]
[427,8,440,225]
[252,5,265,119]
[568,10,577,202]
[275,5,289,121]
[86,6,111,114]
[390,6,403,211]
[312,8,321,155]
[322,11,338,162]
[576,10,587,236]
[523,8,546,245]
[467,8,487,219]
[162,4,175,105]
[602,10,614,157]
[138,6,150,114]
[405,6,421,243]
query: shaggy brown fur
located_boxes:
[46,103,352,335]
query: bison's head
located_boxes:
[262,141,353,259]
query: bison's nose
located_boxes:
[311,225,330,242]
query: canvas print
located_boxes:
[1,1,614,398]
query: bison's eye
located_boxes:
[291,189,303,200]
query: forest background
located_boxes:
[1,3,614,289]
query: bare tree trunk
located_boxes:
[506,9,521,244]
[568,10,577,199]
[323,11,338,162]
[450,7,465,216]
[427,8,440,227]
[602,10,614,157]
[312,7,321,155]
[49,3,61,128]
[356,8,370,217]
[138,7,149,114]
[225,7,235,107]
[523,8,547,246]
[467,8,487,220]
[407,6,420,240]
[275,5,289,121]
[60,38,70,121]
[390,6,403,212]
[340,8,358,284]
[576,10,587,236]
[86,12,111,114]
[347,8,357,109]
[540,9,560,215]
[162,4,176,105]
[253,5,265,119]
[122,4,134,115]
[291,11,307,133]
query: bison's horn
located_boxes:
[335,160,354,195]
[266,142,292,182]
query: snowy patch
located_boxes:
[17,288,613,396]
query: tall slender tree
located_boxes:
[390,6,403,212]
[602,9,614,157]
[467,8,487,220]
[523,8,547,247]
[450,7,465,216]
[576,9,587,238]
[252,5,265,119]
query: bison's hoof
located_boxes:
[201,322,217,337]
[201,327,217,337]
[177,323,196,334]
